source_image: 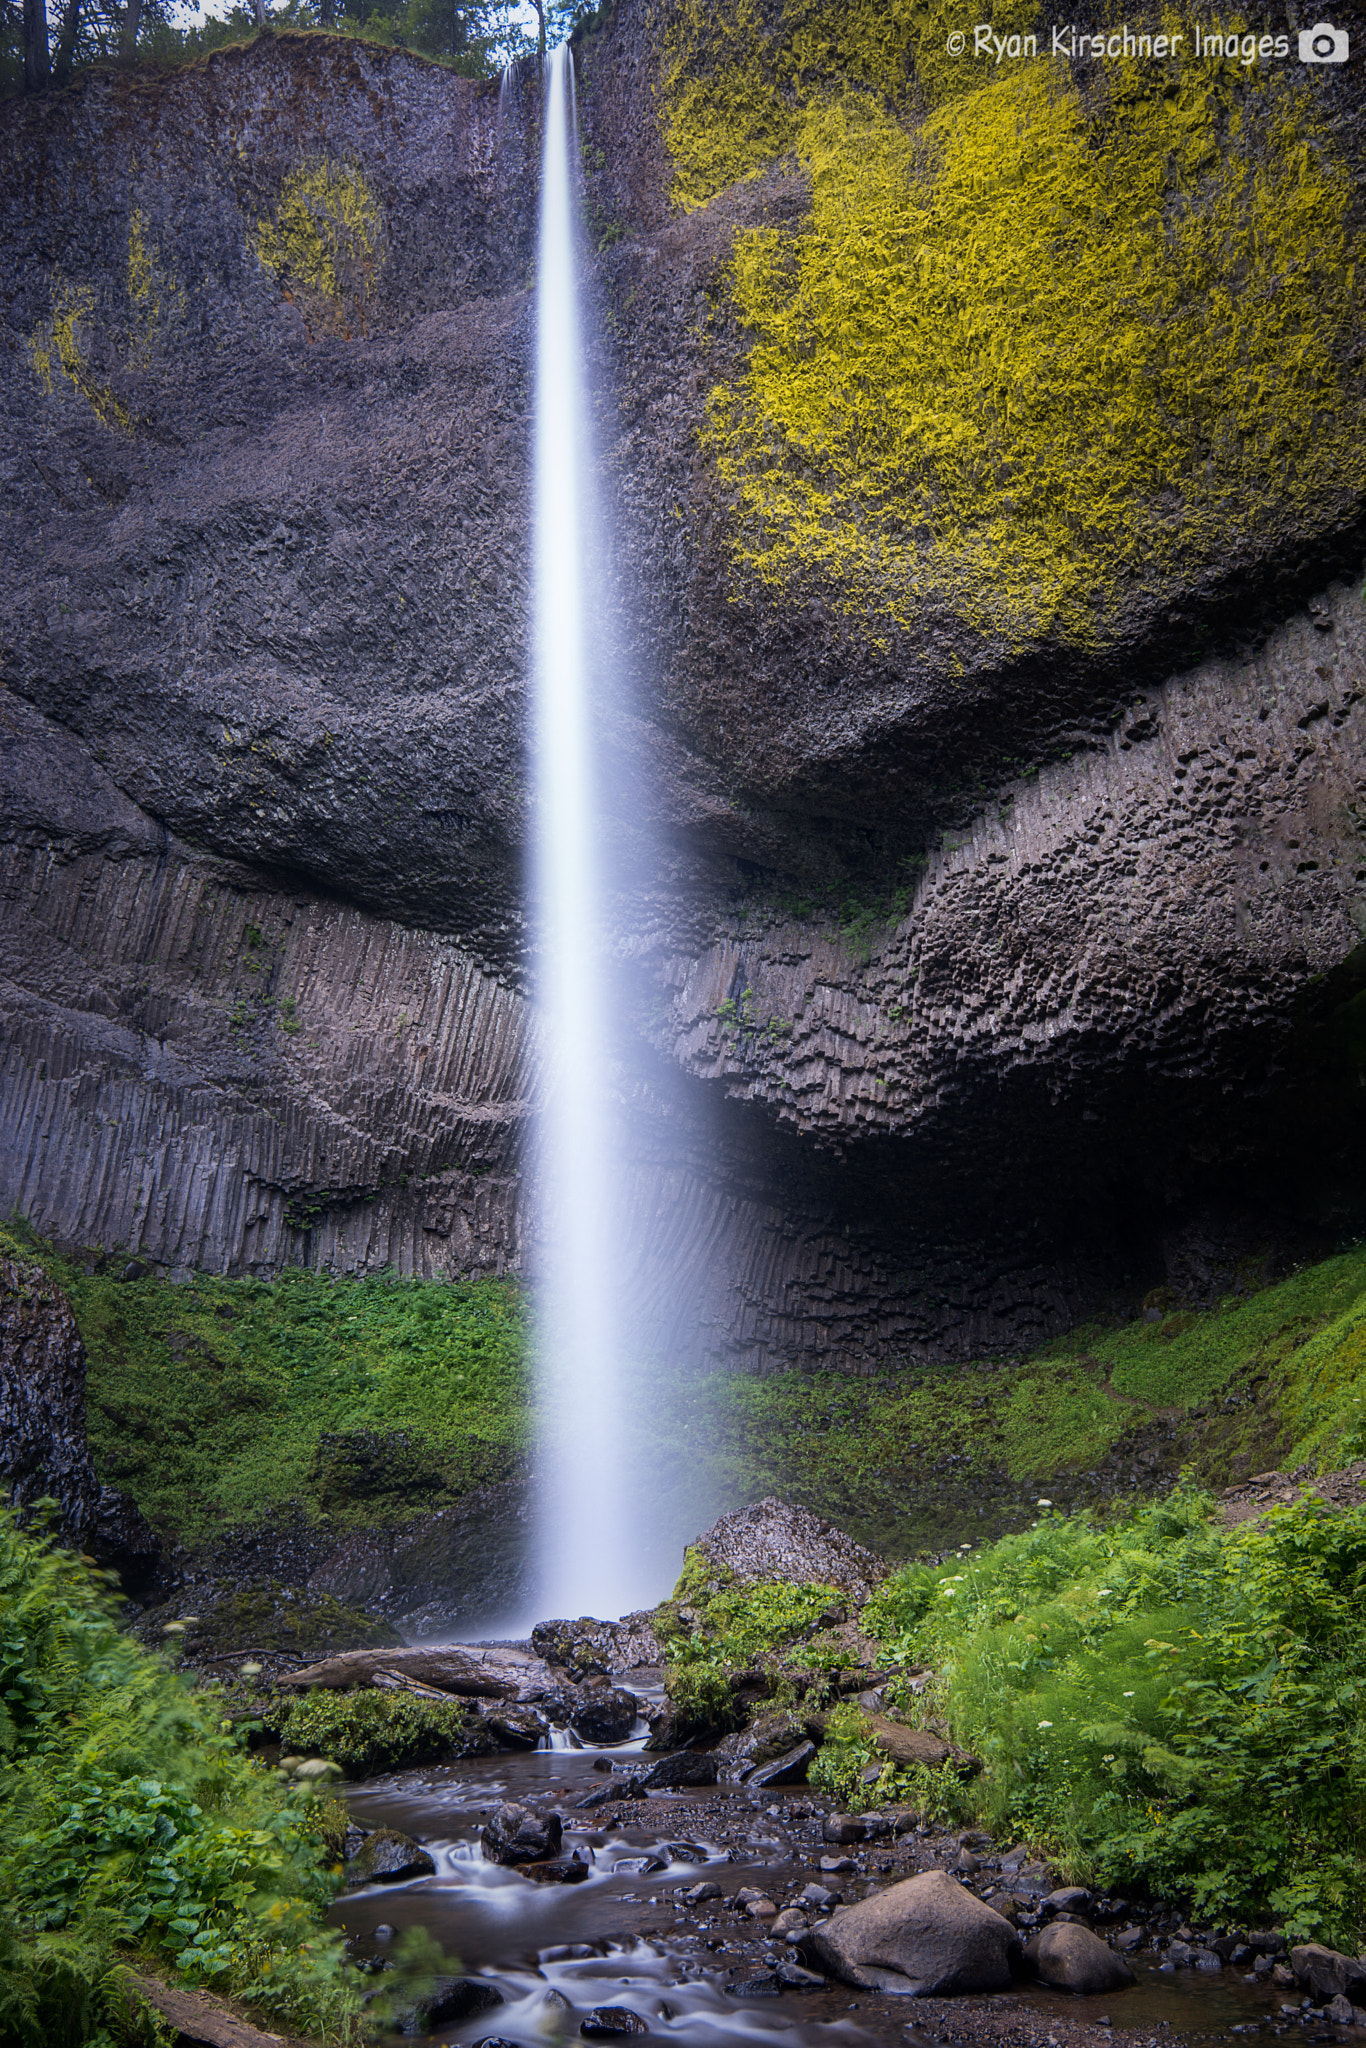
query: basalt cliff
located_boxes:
[2,0,1365,1394]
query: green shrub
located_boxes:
[0,1507,360,2042]
[809,1701,971,1824]
[866,1491,1366,1943]
[271,1688,490,1777]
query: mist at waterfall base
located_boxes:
[527,44,705,1627]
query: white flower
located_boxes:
[941,1587,957,1597]
[1122,1690,1136,1697]
[1097,1588,1113,1596]
[1037,1719,1053,1729]
[1037,1498,1053,1507]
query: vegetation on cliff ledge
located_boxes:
[11,1228,532,1548]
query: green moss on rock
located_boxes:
[271,1687,493,1778]
[706,62,1363,647]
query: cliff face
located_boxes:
[1,14,1364,1385]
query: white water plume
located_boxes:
[530,43,640,1622]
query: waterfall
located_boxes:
[530,43,635,1621]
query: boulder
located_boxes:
[480,1803,563,1867]
[637,1750,718,1790]
[569,1687,639,1745]
[531,1613,666,1677]
[345,1827,436,1886]
[1290,1946,1366,2003]
[481,1702,551,1749]
[403,1978,504,2031]
[1025,1924,1135,1994]
[800,1869,1020,1995]
[686,1500,889,1605]
[747,1740,817,1789]
[580,2009,650,2036]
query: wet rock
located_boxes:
[480,1803,563,1867]
[801,1868,1020,1995]
[636,1751,718,1790]
[1291,1946,1366,2003]
[1025,1924,1136,1994]
[686,1501,889,1605]
[481,1702,551,1749]
[580,2008,650,2037]
[345,1827,436,1886]
[823,1816,866,1845]
[800,1883,837,1908]
[745,1896,778,1920]
[776,1960,826,1989]
[1326,1995,1364,2026]
[575,1777,643,1809]
[820,1855,856,1874]
[662,1840,708,1863]
[569,1687,639,1745]
[747,1740,817,1790]
[522,1851,591,1884]
[954,1849,981,1875]
[728,1975,783,1998]
[531,1614,665,1677]
[683,1880,722,1905]
[402,1978,503,2032]
[1043,1886,1092,1914]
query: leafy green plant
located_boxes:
[865,1492,1366,1943]
[271,1688,489,1778]
[0,1507,361,2041]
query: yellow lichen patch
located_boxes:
[705,51,1364,646]
[254,161,385,339]
[126,206,186,367]
[659,0,1038,210]
[29,280,134,435]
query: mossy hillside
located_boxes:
[660,1248,1366,1554]
[704,60,1363,648]
[5,1228,533,1547]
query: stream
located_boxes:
[328,1742,1340,2048]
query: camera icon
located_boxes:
[1298,20,1349,60]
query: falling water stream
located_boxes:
[531,42,634,1623]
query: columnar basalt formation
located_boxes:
[0,13,1363,1392]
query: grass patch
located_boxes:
[860,1490,1366,1946]
[666,1246,1366,1554]
[0,1506,361,2043]
[0,1225,533,1548]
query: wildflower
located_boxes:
[1122,1690,1136,1697]
[1037,1719,1053,1729]
[1037,1498,1053,1506]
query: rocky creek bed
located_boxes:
[324,1737,1364,2048]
